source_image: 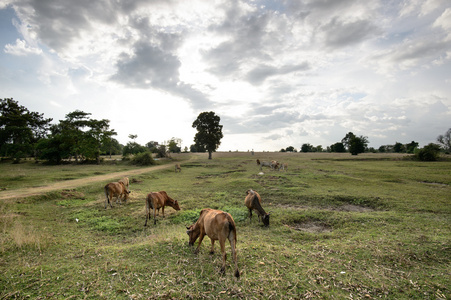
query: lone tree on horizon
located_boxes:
[192,111,223,159]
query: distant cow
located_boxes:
[279,163,288,171]
[257,159,273,170]
[245,189,270,226]
[175,164,181,173]
[144,191,181,226]
[104,181,130,209]
[186,208,240,278]
[118,177,130,192]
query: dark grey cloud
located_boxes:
[246,62,311,85]
[321,17,380,48]
[111,40,211,109]
[13,0,119,51]
[203,8,275,78]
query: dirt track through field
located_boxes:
[0,163,174,201]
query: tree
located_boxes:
[100,138,122,156]
[342,132,368,155]
[192,111,223,159]
[0,98,52,162]
[405,141,419,154]
[285,146,296,152]
[437,128,451,153]
[167,137,182,153]
[301,143,313,153]
[330,142,346,153]
[36,124,71,164]
[394,142,405,153]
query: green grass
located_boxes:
[0,152,450,299]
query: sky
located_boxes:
[0,0,450,152]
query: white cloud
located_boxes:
[4,39,42,56]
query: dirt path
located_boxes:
[0,163,174,201]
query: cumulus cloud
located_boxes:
[4,38,42,55]
[1,0,450,150]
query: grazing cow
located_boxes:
[118,177,130,192]
[144,191,181,226]
[245,189,270,226]
[257,159,273,170]
[186,208,240,278]
[175,164,181,173]
[279,163,288,171]
[104,181,130,209]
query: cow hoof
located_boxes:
[220,267,225,274]
[235,270,240,278]
[209,251,215,255]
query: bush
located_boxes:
[132,152,155,166]
[414,143,441,161]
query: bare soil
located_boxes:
[0,163,172,201]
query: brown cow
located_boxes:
[186,208,240,278]
[104,182,130,209]
[118,177,130,192]
[144,191,180,226]
[175,164,181,173]
[245,189,270,226]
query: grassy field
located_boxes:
[0,152,450,299]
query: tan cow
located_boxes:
[104,181,130,209]
[245,189,270,226]
[118,177,130,192]
[279,163,288,171]
[144,191,181,226]
[186,208,240,278]
[175,164,181,173]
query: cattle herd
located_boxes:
[102,159,282,278]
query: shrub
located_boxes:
[132,152,155,166]
[414,143,441,161]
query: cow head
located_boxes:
[262,213,270,227]
[170,199,181,211]
[186,224,200,246]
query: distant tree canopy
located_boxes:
[37,110,116,164]
[330,142,346,153]
[0,98,53,162]
[192,111,223,159]
[341,132,369,155]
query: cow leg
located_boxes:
[219,237,227,274]
[162,206,165,218]
[144,205,149,226]
[194,233,205,254]
[229,236,239,278]
[210,239,215,254]
[153,206,157,225]
[248,208,252,222]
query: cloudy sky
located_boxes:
[1,0,450,151]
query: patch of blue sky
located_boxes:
[339,92,367,102]
[250,0,286,13]
[0,7,21,46]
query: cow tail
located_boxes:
[225,214,236,239]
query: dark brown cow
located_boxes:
[245,189,270,226]
[104,182,130,209]
[186,208,240,278]
[144,191,180,226]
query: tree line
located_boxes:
[0,99,224,164]
[280,129,450,161]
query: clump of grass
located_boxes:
[8,221,52,252]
